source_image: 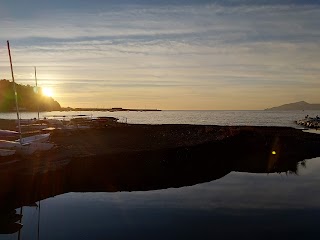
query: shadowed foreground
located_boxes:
[1,123,320,216]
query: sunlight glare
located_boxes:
[42,87,54,97]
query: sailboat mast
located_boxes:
[35,67,40,120]
[37,200,41,240]
[7,40,22,143]
[17,207,23,240]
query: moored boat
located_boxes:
[17,133,50,145]
[0,140,54,155]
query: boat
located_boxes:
[0,129,19,141]
[0,130,19,137]
[17,133,50,145]
[0,133,50,148]
[5,41,54,155]
[0,140,53,155]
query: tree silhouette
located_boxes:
[0,79,61,112]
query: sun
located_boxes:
[42,87,54,97]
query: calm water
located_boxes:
[0,110,318,127]
[1,157,320,240]
[1,110,320,239]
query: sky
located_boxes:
[0,0,319,110]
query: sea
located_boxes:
[1,110,320,240]
[1,109,318,127]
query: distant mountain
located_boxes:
[265,101,320,111]
[0,79,61,112]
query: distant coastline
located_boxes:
[1,107,161,113]
[265,101,320,111]
[61,107,161,112]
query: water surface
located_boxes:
[1,110,319,239]
[1,157,320,240]
[0,110,317,127]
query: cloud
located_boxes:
[0,2,319,109]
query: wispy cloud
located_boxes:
[0,2,319,109]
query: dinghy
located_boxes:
[0,140,53,155]
[17,133,50,145]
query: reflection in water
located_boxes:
[2,158,320,240]
[1,130,320,239]
[0,209,22,235]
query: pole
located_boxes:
[37,200,41,240]
[7,40,22,143]
[35,67,40,120]
[17,207,23,240]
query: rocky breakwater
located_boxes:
[296,116,320,129]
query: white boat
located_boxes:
[0,149,16,157]
[0,140,21,149]
[0,133,50,148]
[0,140,54,155]
[0,129,19,137]
[17,133,50,145]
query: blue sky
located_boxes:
[0,0,319,109]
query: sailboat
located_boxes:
[17,67,51,145]
[3,40,54,155]
[0,130,19,156]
